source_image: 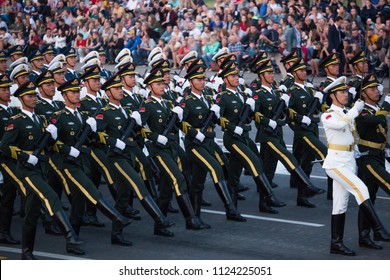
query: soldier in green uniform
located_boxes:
[279,50,300,90]
[287,59,326,206]
[319,53,340,107]
[28,49,43,82]
[355,74,390,249]
[216,61,285,213]
[0,81,84,259]
[180,64,246,226]
[140,68,203,230]
[7,45,24,63]
[96,74,174,237]
[248,52,270,92]
[0,74,22,245]
[41,44,56,71]
[48,61,66,102]
[95,46,112,82]
[0,50,7,75]
[253,59,324,210]
[52,77,132,246]
[64,47,80,81]
[347,51,369,106]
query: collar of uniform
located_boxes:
[65,106,79,115]
[365,102,379,111]
[226,88,237,95]
[191,92,203,100]
[21,109,35,121]
[33,70,41,75]
[86,93,98,102]
[109,102,123,110]
[356,74,363,79]
[67,68,75,73]
[41,97,54,106]
[0,104,8,110]
[287,73,294,77]
[151,95,164,105]
[294,82,306,91]
[327,76,336,82]
[123,88,134,97]
[330,104,346,113]
[261,85,273,94]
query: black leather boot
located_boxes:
[237,183,250,193]
[296,179,316,208]
[141,195,174,236]
[214,181,246,222]
[259,194,278,214]
[111,221,132,246]
[358,208,382,249]
[154,199,175,237]
[191,193,211,229]
[359,199,390,242]
[327,176,333,200]
[168,201,179,213]
[96,198,132,227]
[86,202,105,228]
[330,213,356,256]
[144,178,159,201]
[41,207,62,235]
[255,174,286,207]
[0,206,20,245]
[201,198,212,206]
[21,225,37,260]
[53,210,85,255]
[294,166,325,197]
[121,204,141,220]
[176,192,203,230]
[107,184,118,201]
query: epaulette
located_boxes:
[185,95,195,100]
[53,109,66,116]
[10,113,24,120]
[290,84,299,90]
[36,99,45,105]
[145,99,154,104]
[102,105,113,111]
[80,96,90,102]
[221,90,231,95]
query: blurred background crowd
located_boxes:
[0,0,389,77]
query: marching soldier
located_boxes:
[180,64,246,225]
[139,68,204,230]
[41,44,56,71]
[0,74,21,245]
[248,52,270,92]
[28,49,43,82]
[253,59,324,210]
[347,51,369,106]
[355,74,390,249]
[95,46,112,82]
[287,59,327,206]
[279,50,300,90]
[321,76,390,256]
[64,47,80,81]
[9,63,29,108]
[319,53,340,107]
[51,77,132,246]
[48,61,66,102]
[0,50,8,75]
[96,74,174,237]
[0,81,84,259]
[209,47,230,92]
[7,45,24,63]
[216,60,285,213]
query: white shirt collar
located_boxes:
[86,93,98,101]
[191,92,203,100]
[327,76,337,82]
[109,102,124,110]
[0,104,8,110]
[41,97,54,105]
[65,106,79,114]
[261,85,273,93]
[21,109,35,120]
[151,95,164,105]
[365,103,379,111]
[330,104,346,113]
[123,88,134,97]
[294,82,306,90]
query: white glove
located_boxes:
[314,91,323,103]
[115,139,126,150]
[69,146,80,158]
[157,135,168,146]
[354,145,361,159]
[86,117,97,132]
[172,106,183,121]
[174,85,184,95]
[348,87,357,99]
[244,88,253,97]
[239,77,245,85]
[384,148,390,158]
[176,96,183,104]
[130,111,142,126]
[280,94,290,106]
[384,94,390,104]
[45,124,58,140]
[268,119,277,130]
[195,131,205,143]
[234,126,243,135]
[27,154,38,166]
[353,99,365,113]
[306,82,314,88]
[378,84,384,95]
[278,84,288,93]
[245,98,255,112]
[210,104,220,118]
[301,115,312,126]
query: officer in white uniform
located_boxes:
[321,76,390,256]
[9,63,29,108]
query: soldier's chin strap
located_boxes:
[20,96,35,111]
[361,89,376,104]
[224,76,235,90]
[86,80,99,94]
[108,89,121,102]
[122,78,133,91]
[261,73,273,86]
[190,80,203,92]
[63,92,78,106]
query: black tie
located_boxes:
[343,109,348,114]
[97,98,103,107]
[74,110,82,123]
[32,113,40,126]
[7,107,12,115]
[120,107,128,118]
[201,96,209,108]
[53,101,59,110]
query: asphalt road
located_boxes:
[0,67,389,260]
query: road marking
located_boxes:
[0,246,90,260]
[201,209,324,227]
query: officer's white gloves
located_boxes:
[130,111,142,126]
[210,104,220,118]
[348,87,357,99]
[176,96,183,104]
[69,146,80,158]
[384,148,390,158]
[174,85,183,95]
[115,139,126,151]
[27,154,38,166]
[306,82,314,88]
[353,99,365,113]
[172,106,183,121]
[378,84,384,95]
[268,119,277,130]
[234,126,243,135]
[278,85,287,93]
[384,94,390,104]
[301,116,311,126]
[86,117,97,132]
[354,145,362,159]
[314,91,323,103]
[195,131,205,143]
[281,94,290,106]
[245,98,255,112]
[244,88,253,97]
[157,135,168,146]
[45,124,58,140]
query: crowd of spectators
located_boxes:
[0,0,389,76]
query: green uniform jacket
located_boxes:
[121,88,144,111]
[280,73,295,89]
[78,95,107,116]
[287,83,321,140]
[35,98,65,119]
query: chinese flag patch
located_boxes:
[216,98,221,103]
[96,114,104,120]
[139,107,145,112]
[325,114,332,120]
[76,103,81,107]
[251,83,256,87]
[361,112,368,116]
[181,103,186,108]
[51,119,57,124]
[253,95,258,100]
[5,124,14,131]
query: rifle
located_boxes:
[156,112,179,148]
[24,132,51,168]
[193,110,216,146]
[265,99,286,133]
[112,117,138,154]
[233,103,251,139]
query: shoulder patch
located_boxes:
[10,113,23,120]
[325,114,332,120]
[96,114,104,119]
[139,107,146,112]
[5,123,14,131]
